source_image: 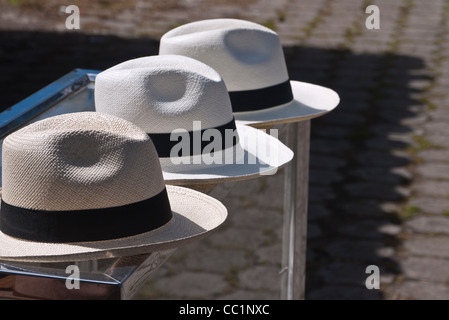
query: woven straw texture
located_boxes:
[0,112,228,261]
[2,112,164,211]
[95,55,233,133]
[159,18,289,92]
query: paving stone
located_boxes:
[306,247,317,263]
[408,78,433,90]
[224,177,267,199]
[408,197,449,215]
[315,262,378,286]
[412,181,449,198]
[337,199,400,217]
[182,247,250,273]
[308,204,331,220]
[309,154,347,170]
[229,207,283,232]
[225,176,285,210]
[310,138,353,155]
[337,220,401,239]
[394,281,449,300]
[207,227,271,252]
[244,189,285,210]
[333,91,372,104]
[377,108,421,125]
[311,124,351,139]
[356,151,411,168]
[429,109,449,121]
[416,163,449,180]
[238,265,281,291]
[406,216,449,235]
[404,236,449,259]
[309,169,344,186]
[151,272,228,298]
[401,257,449,283]
[324,240,394,262]
[348,167,411,184]
[255,244,282,265]
[417,149,449,163]
[363,137,410,151]
[333,101,372,113]
[307,223,322,239]
[380,201,403,214]
[370,124,414,137]
[309,185,336,202]
[427,135,449,148]
[424,122,449,136]
[378,223,403,236]
[344,182,408,201]
[319,112,366,126]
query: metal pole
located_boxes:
[280,120,311,300]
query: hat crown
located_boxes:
[159,19,290,91]
[94,55,234,133]
[224,29,279,64]
[2,112,165,211]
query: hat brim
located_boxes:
[0,185,227,262]
[161,123,294,185]
[233,81,340,128]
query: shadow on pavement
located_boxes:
[283,46,426,299]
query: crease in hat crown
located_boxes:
[94,55,234,133]
[159,18,290,92]
[1,112,165,211]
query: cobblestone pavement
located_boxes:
[1,0,449,300]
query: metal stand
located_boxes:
[280,120,311,300]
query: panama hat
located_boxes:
[0,112,227,262]
[159,18,340,128]
[94,55,294,185]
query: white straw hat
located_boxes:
[159,18,340,128]
[94,55,294,185]
[0,112,227,262]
